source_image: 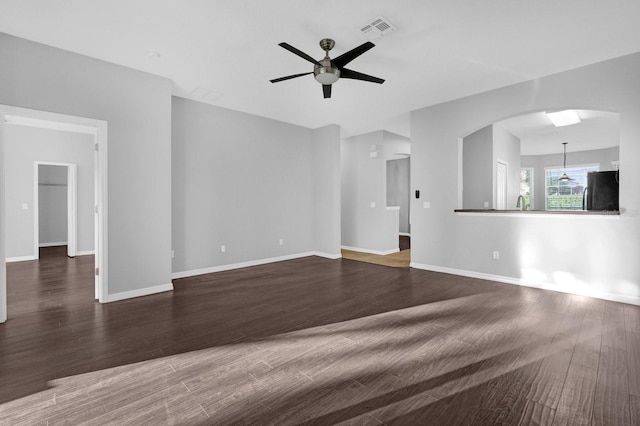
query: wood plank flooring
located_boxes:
[341,236,411,268]
[1,246,639,425]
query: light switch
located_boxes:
[22,203,28,210]
[423,201,431,209]
[370,151,378,158]
[370,202,376,208]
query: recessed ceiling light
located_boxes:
[146,50,161,59]
[546,110,581,127]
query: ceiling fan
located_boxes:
[270,38,385,99]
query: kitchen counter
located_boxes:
[455,209,619,215]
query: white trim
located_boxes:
[6,255,38,263]
[76,250,95,256]
[313,251,342,260]
[39,242,68,247]
[399,232,411,237]
[0,111,5,323]
[38,241,67,247]
[341,245,399,256]
[172,252,340,280]
[5,114,97,135]
[410,262,640,307]
[105,283,174,303]
[67,164,77,257]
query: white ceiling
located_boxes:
[496,110,620,156]
[2,0,640,138]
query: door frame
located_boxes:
[496,160,508,210]
[34,162,78,258]
[1,105,108,323]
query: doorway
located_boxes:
[35,163,77,258]
[1,106,108,323]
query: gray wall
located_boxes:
[312,124,341,257]
[4,126,94,257]
[38,164,68,246]
[522,146,619,210]
[171,97,340,275]
[0,33,172,297]
[411,51,640,304]
[463,125,493,209]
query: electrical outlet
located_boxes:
[370,202,376,208]
[493,251,500,260]
[279,239,283,246]
[171,250,175,259]
[484,201,489,208]
[221,245,226,253]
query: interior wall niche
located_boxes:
[38,164,68,246]
[461,109,620,211]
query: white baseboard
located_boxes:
[75,250,95,256]
[341,245,399,256]
[172,251,342,280]
[6,255,38,263]
[39,242,67,247]
[410,262,640,307]
[105,283,174,303]
[312,251,342,260]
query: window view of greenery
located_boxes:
[519,168,534,210]
[545,165,599,210]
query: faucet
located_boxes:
[516,195,525,211]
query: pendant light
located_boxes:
[559,142,573,182]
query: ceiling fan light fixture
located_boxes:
[559,142,574,181]
[271,38,383,98]
[314,66,340,85]
[546,110,581,127]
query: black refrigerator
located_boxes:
[586,170,619,211]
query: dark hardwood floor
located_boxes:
[399,235,410,251]
[1,246,639,425]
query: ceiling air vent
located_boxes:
[360,15,397,41]
[190,87,223,102]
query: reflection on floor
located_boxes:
[341,236,410,268]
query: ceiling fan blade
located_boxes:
[270,72,313,83]
[323,84,332,99]
[340,68,385,84]
[278,42,321,65]
[332,42,375,69]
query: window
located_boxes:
[545,164,599,210]
[520,168,534,210]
